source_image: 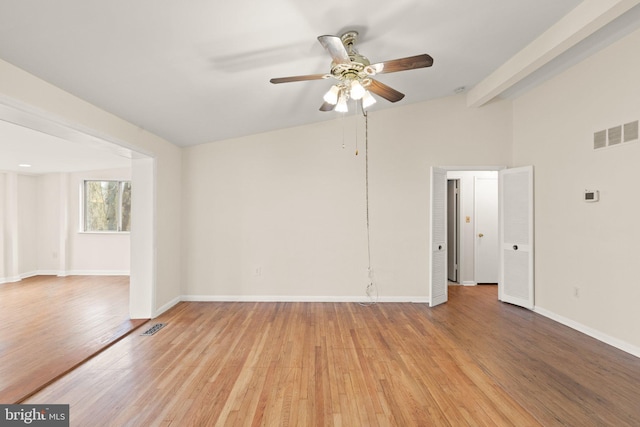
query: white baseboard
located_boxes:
[36,270,61,276]
[20,271,38,280]
[24,270,130,277]
[64,270,130,276]
[154,296,181,318]
[534,306,640,359]
[0,272,38,284]
[1,271,130,284]
[462,281,477,286]
[181,295,429,303]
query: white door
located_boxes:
[499,166,534,309]
[475,176,499,283]
[429,167,448,306]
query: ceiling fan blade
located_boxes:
[367,79,405,103]
[319,101,336,112]
[368,54,433,75]
[270,74,328,84]
[317,35,351,65]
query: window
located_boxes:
[83,180,131,232]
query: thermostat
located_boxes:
[584,190,599,202]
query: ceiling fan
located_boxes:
[269,31,433,113]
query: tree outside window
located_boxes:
[84,180,131,232]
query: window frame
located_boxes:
[81,179,132,234]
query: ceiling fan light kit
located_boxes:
[270,31,433,113]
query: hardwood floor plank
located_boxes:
[0,275,145,403]
[23,287,640,426]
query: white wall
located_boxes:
[36,173,64,273]
[512,27,640,350]
[17,174,37,275]
[1,169,131,279]
[67,168,131,274]
[182,94,512,300]
[0,172,35,282]
[0,173,8,281]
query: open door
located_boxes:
[499,166,534,309]
[429,167,448,306]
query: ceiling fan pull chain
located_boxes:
[360,109,377,306]
[355,100,359,156]
[341,112,345,149]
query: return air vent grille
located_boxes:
[593,130,607,149]
[594,120,639,150]
[141,323,166,336]
[607,126,622,146]
[624,121,639,142]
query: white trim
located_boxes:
[154,296,181,318]
[35,270,61,276]
[435,167,506,292]
[20,271,38,280]
[0,94,154,158]
[1,270,129,283]
[467,0,640,107]
[65,270,130,276]
[181,295,429,303]
[0,271,37,284]
[534,306,640,359]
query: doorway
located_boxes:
[431,166,534,308]
[431,167,503,307]
[0,99,155,318]
[440,168,501,288]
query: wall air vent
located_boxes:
[594,119,638,150]
[608,126,622,146]
[593,130,607,149]
[623,120,639,142]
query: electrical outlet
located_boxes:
[254,267,262,277]
[573,286,580,298]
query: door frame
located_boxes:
[0,96,157,318]
[429,166,505,305]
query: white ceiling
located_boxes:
[1,1,639,173]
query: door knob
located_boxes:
[478,233,484,238]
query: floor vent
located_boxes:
[141,323,166,336]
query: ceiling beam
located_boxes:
[467,0,640,107]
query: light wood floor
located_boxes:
[0,275,147,403]
[24,285,640,426]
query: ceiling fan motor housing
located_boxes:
[330,31,372,88]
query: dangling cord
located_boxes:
[354,100,359,156]
[360,109,378,306]
[341,111,346,150]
